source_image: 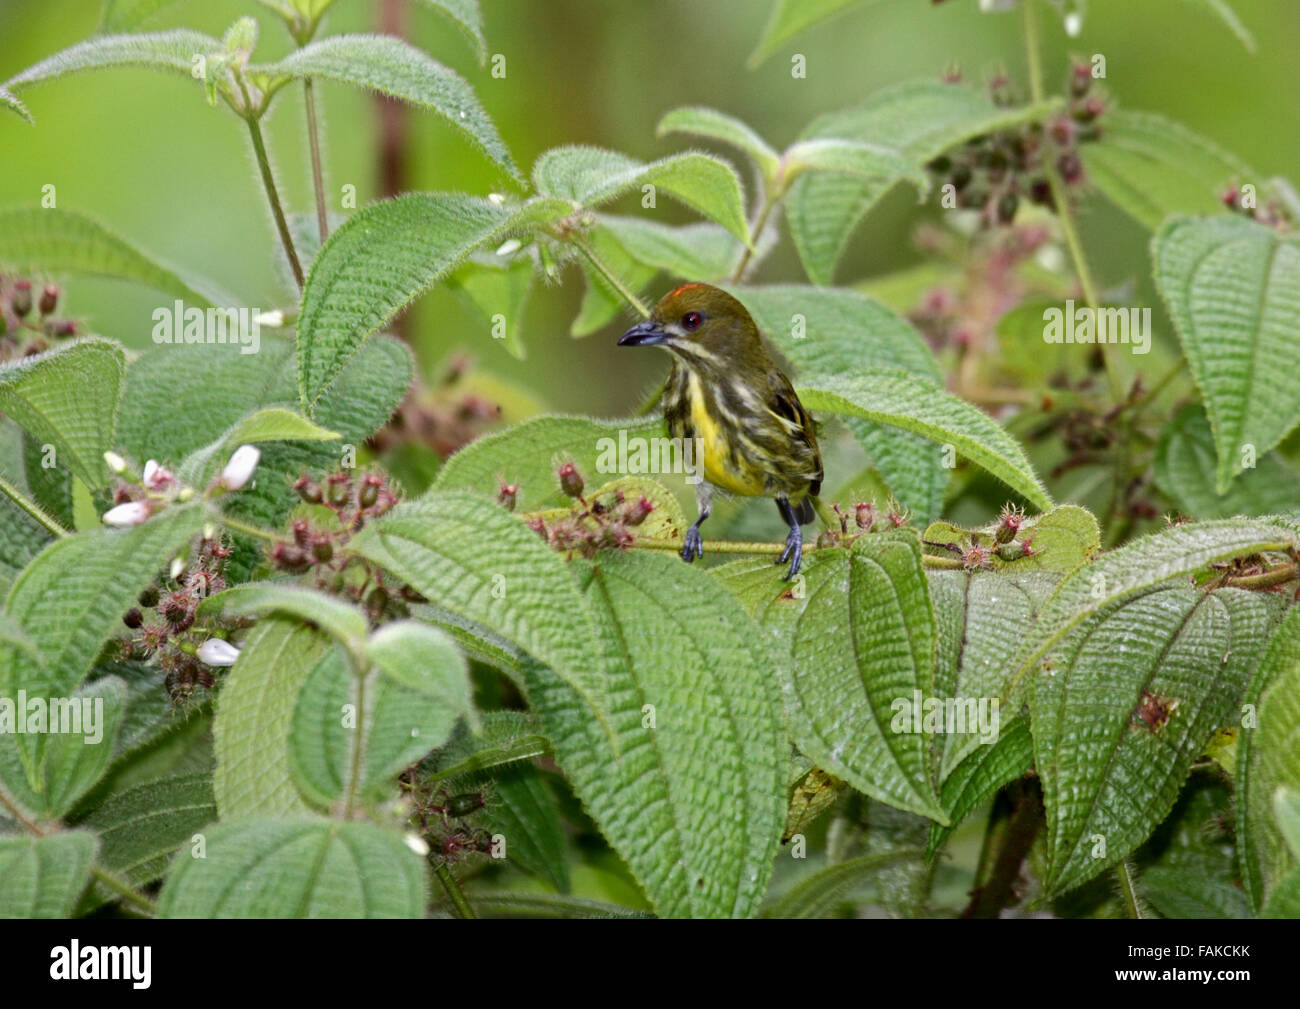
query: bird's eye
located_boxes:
[682,311,702,331]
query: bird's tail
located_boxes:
[793,495,817,526]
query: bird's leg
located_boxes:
[682,480,713,563]
[775,496,803,581]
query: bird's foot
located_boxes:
[681,523,704,563]
[775,524,803,580]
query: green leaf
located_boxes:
[431,412,666,512]
[1262,867,1300,918]
[729,285,947,519]
[76,771,216,895]
[158,818,425,918]
[0,86,30,124]
[199,584,370,650]
[0,676,128,820]
[478,763,570,892]
[525,550,785,918]
[797,369,1053,511]
[297,194,564,410]
[1155,404,1300,518]
[929,570,1058,777]
[656,106,781,184]
[761,849,923,918]
[468,893,651,918]
[447,252,534,358]
[2,30,219,119]
[260,35,516,180]
[1,503,202,712]
[1143,857,1252,919]
[0,831,97,918]
[288,641,469,807]
[785,82,1060,283]
[928,721,1034,855]
[367,620,472,704]
[1153,214,1300,493]
[415,0,488,63]
[350,491,611,723]
[922,505,1100,574]
[23,431,73,532]
[1237,605,1300,911]
[0,207,220,306]
[783,138,926,193]
[212,618,332,819]
[600,215,745,282]
[428,711,550,781]
[713,533,946,821]
[0,339,124,488]
[1033,586,1273,895]
[175,406,339,490]
[1275,787,1300,860]
[747,0,876,68]
[1011,518,1300,688]
[532,146,752,246]
[1084,110,1253,230]
[570,225,656,337]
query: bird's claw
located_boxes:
[681,524,704,563]
[775,525,802,581]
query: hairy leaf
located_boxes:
[1153,214,1300,493]
[261,35,515,178]
[0,339,123,488]
[525,550,785,918]
[0,831,97,918]
[747,0,877,68]
[415,0,488,63]
[600,215,745,282]
[297,194,563,409]
[797,369,1053,511]
[656,106,780,183]
[922,505,1100,574]
[761,849,923,918]
[157,818,425,917]
[532,146,751,246]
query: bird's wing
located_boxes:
[767,370,824,491]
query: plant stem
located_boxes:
[434,862,476,919]
[1022,0,1045,104]
[91,867,158,916]
[730,191,777,282]
[245,114,305,289]
[1115,860,1144,918]
[630,535,964,568]
[0,474,69,538]
[303,78,329,245]
[962,777,1044,918]
[216,513,282,543]
[571,236,649,318]
[0,784,42,835]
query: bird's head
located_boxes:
[617,283,764,367]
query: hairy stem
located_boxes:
[1115,860,1145,919]
[0,785,42,835]
[303,78,329,245]
[730,190,777,283]
[630,534,964,568]
[572,236,649,318]
[91,866,158,916]
[216,513,282,543]
[962,777,1044,918]
[434,862,476,919]
[0,474,69,538]
[245,114,305,289]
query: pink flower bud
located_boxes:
[103,501,151,527]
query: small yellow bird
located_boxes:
[618,283,823,579]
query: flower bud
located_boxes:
[220,444,260,490]
[38,284,58,316]
[854,502,875,531]
[557,462,584,499]
[197,638,241,667]
[295,476,323,504]
[359,474,381,508]
[11,280,31,317]
[103,501,151,527]
[123,607,144,629]
[143,459,175,491]
[497,482,519,511]
[138,584,160,607]
[104,451,128,475]
[622,495,655,526]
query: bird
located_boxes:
[618,282,823,579]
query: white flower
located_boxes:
[403,833,430,856]
[103,501,150,527]
[1064,11,1082,35]
[104,451,127,475]
[220,444,260,490]
[197,638,241,667]
[495,238,522,257]
[487,192,505,205]
[142,459,174,491]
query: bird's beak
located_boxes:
[618,320,670,347]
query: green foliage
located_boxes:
[259,35,517,179]
[1154,214,1300,493]
[0,339,124,487]
[157,818,426,917]
[0,207,220,306]
[748,0,878,69]
[0,831,98,918]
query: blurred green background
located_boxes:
[1,0,1295,415]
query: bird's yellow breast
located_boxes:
[686,373,766,496]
